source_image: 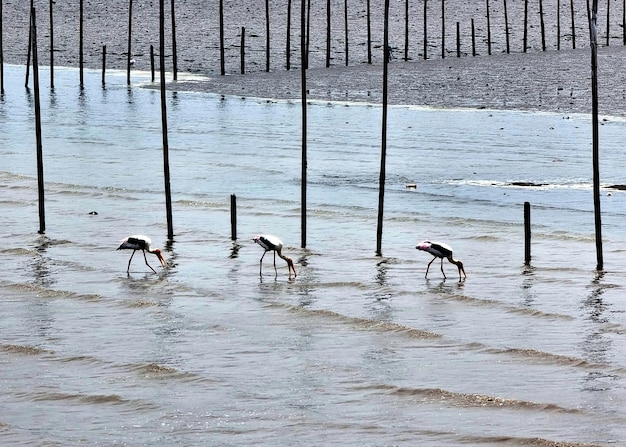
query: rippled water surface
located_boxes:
[2,65,626,446]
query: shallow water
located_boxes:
[2,65,626,446]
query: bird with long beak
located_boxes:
[117,235,167,273]
[416,240,466,281]
[253,234,297,278]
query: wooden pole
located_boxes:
[539,0,546,51]
[590,0,603,270]
[306,0,311,68]
[102,45,106,85]
[0,0,3,95]
[219,0,225,75]
[523,0,528,52]
[441,0,445,58]
[286,0,291,69]
[571,0,576,48]
[49,0,54,89]
[301,0,307,248]
[456,21,460,57]
[423,0,428,59]
[127,0,132,85]
[404,0,409,60]
[471,18,476,56]
[79,0,83,88]
[376,0,390,256]
[25,0,33,87]
[367,0,372,63]
[171,0,178,80]
[159,0,174,241]
[266,0,270,72]
[230,194,237,240]
[557,0,561,50]
[326,0,331,67]
[486,0,491,55]
[606,0,610,47]
[623,0,625,44]
[344,0,349,65]
[524,202,531,266]
[150,44,155,81]
[31,7,45,234]
[504,0,510,53]
[241,27,245,74]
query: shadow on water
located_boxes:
[31,235,54,288]
[581,271,612,368]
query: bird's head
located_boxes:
[286,257,297,277]
[456,260,466,280]
[154,249,167,268]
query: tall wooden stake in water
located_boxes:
[160,0,174,240]
[286,0,291,69]
[301,0,307,248]
[49,0,54,89]
[79,0,83,88]
[344,0,349,65]
[0,0,4,94]
[367,0,372,63]
[171,0,178,80]
[524,202,531,266]
[376,0,390,256]
[25,0,34,87]
[326,0,331,67]
[590,0,603,270]
[219,0,225,75]
[266,0,270,72]
[127,0,133,85]
[31,8,45,234]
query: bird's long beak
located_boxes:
[157,251,167,268]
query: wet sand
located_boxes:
[3,0,626,115]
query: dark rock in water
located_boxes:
[510,181,547,187]
[607,184,626,190]
[88,211,99,215]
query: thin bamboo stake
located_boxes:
[590,0,603,270]
[286,0,291,69]
[79,0,83,87]
[31,7,45,234]
[423,0,428,59]
[102,45,106,85]
[127,0,133,85]
[49,0,54,89]
[171,0,178,80]
[219,0,225,75]
[367,0,372,63]
[486,0,491,55]
[301,0,307,248]
[159,0,174,241]
[376,0,390,256]
[266,0,270,72]
[326,0,331,67]
[344,0,349,65]
[1,0,5,94]
[25,0,33,87]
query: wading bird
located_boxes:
[416,240,466,281]
[253,234,297,278]
[117,235,166,273]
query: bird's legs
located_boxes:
[439,258,447,279]
[273,251,278,277]
[425,257,436,278]
[259,250,267,276]
[127,250,137,273]
[142,249,157,273]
